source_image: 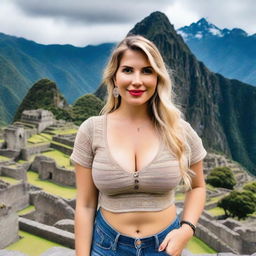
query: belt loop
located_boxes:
[112,233,120,251]
[154,234,160,250]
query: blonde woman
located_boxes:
[70,35,207,256]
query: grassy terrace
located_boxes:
[6,231,65,256]
[0,155,10,161]
[27,133,52,144]
[207,207,225,217]
[0,175,20,185]
[51,140,73,149]
[42,150,74,170]
[49,128,77,135]
[18,205,36,215]
[187,237,216,253]
[27,171,76,199]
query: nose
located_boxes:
[131,72,143,86]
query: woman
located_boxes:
[70,35,207,256]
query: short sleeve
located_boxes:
[70,117,94,168]
[183,120,207,166]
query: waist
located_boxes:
[94,206,180,246]
[100,204,177,237]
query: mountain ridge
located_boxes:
[178,18,256,85]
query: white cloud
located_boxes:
[165,0,255,34]
[0,0,255,46]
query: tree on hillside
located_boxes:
[72,94,104,125]
[206,167,236,189]
[243,181,256,193]
[217,190,256,220]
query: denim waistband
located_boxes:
[94,207,180,250]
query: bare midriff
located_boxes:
[100,204,177,238]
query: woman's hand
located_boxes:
[158,225,194,256]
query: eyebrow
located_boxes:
[120,65,153,69]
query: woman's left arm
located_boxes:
[159,160,206,255]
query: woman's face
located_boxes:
[114,49,158,107]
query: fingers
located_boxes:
[158,233,171,251]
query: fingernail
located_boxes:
[158,245,163,251]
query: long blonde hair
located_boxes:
[100,35,193,189]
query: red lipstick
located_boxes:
[128,90,145,96]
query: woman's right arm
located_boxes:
[75,163,99,256]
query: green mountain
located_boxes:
[0,32,115,124]
[14,79,71,121]
[95,11,256,175]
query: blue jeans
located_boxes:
[90,208,180,256]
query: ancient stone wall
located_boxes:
[21,143,51,160]
[0,206,19,249]
[33,156,75,187]
[0,182,29,211]
[1,165,28,181]
[50,142,72,155]
[52,135,75,147]
[0,149,20,159]
[28,191,74,226]
[197,214,256,254]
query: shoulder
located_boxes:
[79,115,104,131]
[178,119,201,139]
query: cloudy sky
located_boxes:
[0,0,255,47]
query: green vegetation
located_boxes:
[42,150,74,170]
[27,171,76,199]
[0,175,20,185]
[51,141,73,149]
[6,230,65,256]
[218,190,256,219]
[18,205,36,215]
[14,79,72,122]
[207,207,225,217]
[27,134,51,144]
[186,236,216,253]
[206,167,236,189]
[72,94,104,125]
[243,181,256,193]
[0,155,10,161]
[50,129,77,135]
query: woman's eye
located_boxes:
[143,67,153,74]
[122,67,132,73]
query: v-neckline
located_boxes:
[103,114,163,174]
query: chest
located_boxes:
[106,121,161,173]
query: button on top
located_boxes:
[133,172,139,178]
[135,239,142,245]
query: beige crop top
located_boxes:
[70,114,207,213]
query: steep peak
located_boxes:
[127,11,190,57]
[128,11,176,38]
[178,18,223,40]
[13,79,68,121]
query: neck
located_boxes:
[113,103,151,123]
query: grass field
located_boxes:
[187,236,216,253]
[0,155,10,161]
[0,175,20,185]
[27,171,76,199]
[6,231,65,256]
[42,150,74,170]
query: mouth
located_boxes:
[128,90,145,96]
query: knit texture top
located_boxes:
[70,114,207,212]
